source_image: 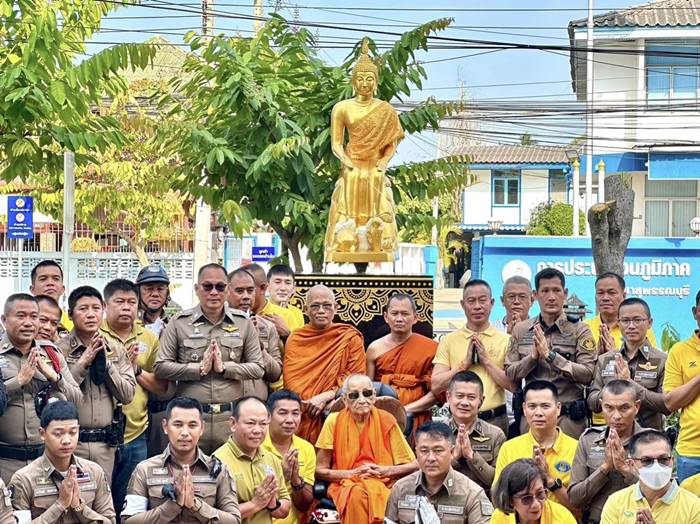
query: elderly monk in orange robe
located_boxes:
[316,374,417,524]
[283,284,366,444]
[366,293,437,440]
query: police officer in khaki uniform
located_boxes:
[588,298,669,431]
[386,422,492,524]
[227,268,282,400]
[135,264,178,457]
[446,371,505,492]
[505,268,597,438]
[0,294,81,482]
[121,397,240,523]
[570,379,646,524]
[155,263,264,454]
[9,400,115,524]
[57,286,136,483]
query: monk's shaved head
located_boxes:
[242,263,267,285]
[307,284,335,303]
[343,373,373,392]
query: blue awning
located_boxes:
[648,151,700,180]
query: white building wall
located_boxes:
[462,168,556,227]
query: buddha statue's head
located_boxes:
[351,38,378,97]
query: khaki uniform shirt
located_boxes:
[57,331,136,430]
[505,313,597,403]
[243,315,282,400]
[449,418,505,492]
[9,454,115,524]
[121,445,240,524]
[0,337,81,447]
[0,478,14,524]
[588,341,669,430]
[155,305,264,403]
[385,468,493,524]
[569,423,643,523]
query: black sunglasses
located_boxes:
[632,456,673,467]
[347,389,375,401]
[513,490,547,506]
[201,283,227,293]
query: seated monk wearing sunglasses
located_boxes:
[315,374,418,524]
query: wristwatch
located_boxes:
[547,478,563,492]
[191,497,203,513]
[71,499,84,513]
[291,479,305,492]
[267,498,281,512]
[134,366,143,377]
[546,350,557,363]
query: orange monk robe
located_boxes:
[316,407,415,524]
[375,333,437,435]
[283,323,366,444]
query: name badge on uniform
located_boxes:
[78,481,97,492]
[192,476,217,484]
[190,328,205,339]
[438,505,465,516]
[472,443,492,452]
[222,332,241,338]
[146,477,172,486]
[635,371,658,380]
[398,495,417,510]
[34,486,58,497]
[151,468,168,476]
[0,357,9,369]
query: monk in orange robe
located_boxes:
[315,374,417,523]
[367,293,437,440]
[283,284,366,444]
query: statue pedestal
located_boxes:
[291,274,434,347]
[326,252,394,263]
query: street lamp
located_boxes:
[690,217,700,237]
[488,217,503,235]
[565,149,580,162]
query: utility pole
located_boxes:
[585,0,594,235]
[62,151,75,295]
[193,0,214,287]
[253,0,263,33]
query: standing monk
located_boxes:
[283,285,366,444]
[366,293,437,439]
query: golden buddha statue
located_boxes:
[324,39,404,264]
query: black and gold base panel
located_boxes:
[290,274,434,348]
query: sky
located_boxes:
[89,0,638,163]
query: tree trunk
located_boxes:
[117,231,150,266]
[270,223,304,273]
[587,174,634,276]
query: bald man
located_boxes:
[283,285,366,444]
[242,263,299,340]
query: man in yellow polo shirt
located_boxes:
[494,380,578,517]
[99,279,168,518]
[432,279,515,434]
[586,272,657,353]
[601,429,700,524]
[262,390,315,524]
[267,264,305,329]
[663,290,700,483]
[215,397,291,524]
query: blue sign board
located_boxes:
[7,196,34,239]
[475,236,700,344]
[251,246,275,262]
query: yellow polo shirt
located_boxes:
[494,429,578,503]
[285,305,304,331]
[316,412,415,465]
[585,315,657,348]
[681,473,700,496]
[100,320,160,443]
[664,334,700,456]
[490,500,576,524]
[215,437,291,524]
[261,434,316,524]
[261,301,298,332]
[601,482,700,524]
[433,323,510,411]
[60,309,73,332]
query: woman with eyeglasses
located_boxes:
[490,459,576,524]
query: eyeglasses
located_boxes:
[504,293,530,303]
[309,303,334,312]
[347,389,375,401]
[632,456,672,467]
[619,317,649,326]
[200,283,227,293]
[513,489,547,506]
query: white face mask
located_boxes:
[639,461,673,490]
